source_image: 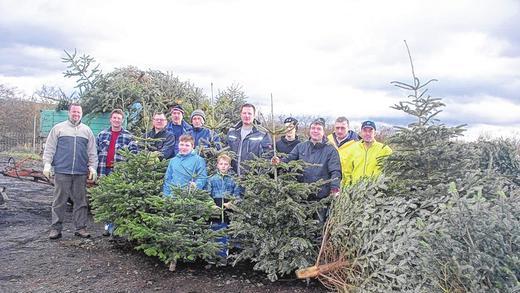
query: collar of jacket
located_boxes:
[67,119,82,127]
[231,121,260,133]
[281,135,300,144]
[109,127,129,134]
[151,128,167,135]
[216,170,234,178]
[308,136,329,148]
[192,126,207,132]
[176,150,196,158]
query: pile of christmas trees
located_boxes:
[311,58,520,291]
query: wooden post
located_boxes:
[270,93,277,181]
[32,114,37,152]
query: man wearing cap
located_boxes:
[166,104,193,155]
[145,112,176,160]
[344,120,393,185]
[276,117,301,154]
[226,103,272,176]
[272,118,341,222]
[187,109,221,149]
[327,116,359,186]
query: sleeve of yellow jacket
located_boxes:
[327,134,359,188]
[345,140,392,186]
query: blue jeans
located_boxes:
[211,222,229,258]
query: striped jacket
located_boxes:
[43,120,97,175]
[96,127,138,176]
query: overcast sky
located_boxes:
[1,0,519,139]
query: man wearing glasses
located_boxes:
[145,112,176,159]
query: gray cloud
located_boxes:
[0,24,76,50]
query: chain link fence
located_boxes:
[0,132,42,153]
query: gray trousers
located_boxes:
[51,173,88,231]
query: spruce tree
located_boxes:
[90,149,223,271]
[229,157,328,281]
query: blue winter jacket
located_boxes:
[226,122,272,175]
[187,127,221,149]
[166,120,193,154]
[162,151,207,196]
[284,137,342,199]
[145,128,176,160]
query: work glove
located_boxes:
[88,167,97,181]
[43,163,52,179]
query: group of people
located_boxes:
[42,102,392,244]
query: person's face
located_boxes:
[285,123,296,137]
[110,113,123,130]
[153,114,167,130]
[217,159,230,174]
[309,123,325,142]
[240,106,255,126]
[361,127,375,143]
[68,105,83,123]
[178,140,193,155]
[334,121,349,140]
[171,110,183,124]
[192,115,204,128]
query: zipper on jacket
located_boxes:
[71,125,77,174]
[363,144,369,176]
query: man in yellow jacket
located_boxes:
[344,120,392,186]
[327,116,359,187]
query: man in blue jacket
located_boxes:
[272,118,341,222]
[43,103,98,239]
[187,109,221,150]
[145,112,176,160]
[166,104,192,155]
[226,103,272,176]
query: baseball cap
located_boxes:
[361,120,376,130]
[283,117,298,125]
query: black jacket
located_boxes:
[276,136,301,154]
[226,122,272,175]
[145,128,176,159]
[284,137,341,199]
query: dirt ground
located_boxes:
[0,157,327,293]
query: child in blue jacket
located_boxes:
[163,134,207,196]
[205,153,241,264]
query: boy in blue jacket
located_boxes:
[162,134,207,196]
[205,153,241,265]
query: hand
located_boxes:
[88,167,97,181]
[223,202,231,209]
[330,187,340,198]
[43,163,52,179]
[271,156,280,165]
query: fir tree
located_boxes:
[229,157,328,281]
[90,149,223,271]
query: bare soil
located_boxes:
[0,157,326,293]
